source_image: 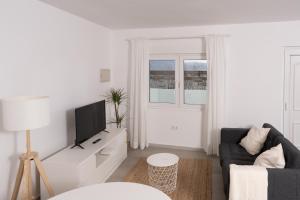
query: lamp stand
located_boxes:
[11,130,54,200]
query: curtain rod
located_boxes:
[126,34,230,41]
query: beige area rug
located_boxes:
[124,158,212,200]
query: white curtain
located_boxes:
[128,39,149,150]
[203,35,227,155]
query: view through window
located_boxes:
[149,60,176,103]
[184,59,207,105]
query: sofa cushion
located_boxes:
[279,137,300,169]
[261,131,283,153]
[263,123,300,169]
[219,143,257,165]
[267,168,300,200]
[240,127,270,155]
[262,123,284,137]
[254,143,285,168]
[261,123,284,152]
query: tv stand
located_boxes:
[40,128,127,200]
[70,143,85,149]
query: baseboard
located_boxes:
[148,143,204,152]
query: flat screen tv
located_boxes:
[73,100,106,149]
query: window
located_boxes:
[183,59,207,105]
[149,54,207,106]
[149,60,176,104]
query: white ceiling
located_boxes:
[40,0,300,29]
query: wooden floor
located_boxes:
[107,146,226,200]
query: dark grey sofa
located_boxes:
[219,123,300,200]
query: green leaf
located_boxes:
[104,88,127,128]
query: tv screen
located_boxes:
[75,100,106,145]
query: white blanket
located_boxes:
[229,164,268,200]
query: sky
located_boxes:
[150,59,207,71]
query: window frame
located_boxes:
[147,53,207,110]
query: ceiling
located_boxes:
[40,0,300,29]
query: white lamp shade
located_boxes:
[1,96,50,131]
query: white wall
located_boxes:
[0,1,112,199]
[111,21,300,148]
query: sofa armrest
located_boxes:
[267,168,300,200]
[221,128,249,144]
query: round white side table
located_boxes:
[147,153,179,194]
[49,182,171,200]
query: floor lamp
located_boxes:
[1,96,54,200]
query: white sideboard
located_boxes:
[41,128,127,200]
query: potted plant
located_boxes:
[105,88,127,128]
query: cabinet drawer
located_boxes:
[78,156,96,185]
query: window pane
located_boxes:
[184,59,208,105]
[149,60,176,104]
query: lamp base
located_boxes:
[11,151,54,200]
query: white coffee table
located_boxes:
[49,182,171,200]
[147,153,179,194]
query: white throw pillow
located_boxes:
[239,127,270,155]
[254,143,285,168]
